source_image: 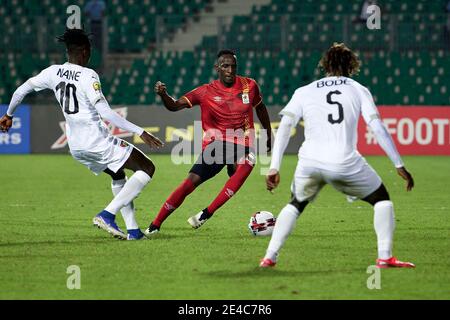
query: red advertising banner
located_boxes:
[358,106,450,155]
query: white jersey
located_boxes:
[29,63,110,151]
[280,76,380,172]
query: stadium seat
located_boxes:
[1,0,449,106]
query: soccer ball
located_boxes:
[248,211,276,236]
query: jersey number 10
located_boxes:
[56,81,79,114]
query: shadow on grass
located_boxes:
[0,237,117,248]
[144,233,197,240]
[203,267,363,278]
[0,231,197,249]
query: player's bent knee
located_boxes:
[363,183,390,206]
[134,156,155,178]
[113,169,126,180]
[187,172,203,187]
[144,160,155,178]
[104,168,126,180]
[289,195,309,213]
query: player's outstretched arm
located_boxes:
[95,98,163,149]
[367,118,414,191]
[1,80,36,132]
[255,103,273,152]
[360,85,414,192]
[366,119,414,191]
[154,81,189,112]
[266,115,295,192]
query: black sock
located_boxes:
[200,208,211,220]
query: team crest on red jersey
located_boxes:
[242,93,250,104]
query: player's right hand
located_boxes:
[396,167,414,191]
[154,81,167,95]
[0,114,13,133]
[140,131,164,149]
[266,168,280,193]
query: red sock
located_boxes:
[153,179,195,227]
[207,161,254,215]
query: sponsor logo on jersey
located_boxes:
[213,96,222,102]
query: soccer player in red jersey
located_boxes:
[144,50,272,235]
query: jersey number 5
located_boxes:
[55,81,79,114]
[327,90,343,124]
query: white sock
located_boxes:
[264,204,300,262]
[111,178,139,230]
[374,200,395,259]
[105,171,151,217]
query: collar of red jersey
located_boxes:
[213,76,243,92]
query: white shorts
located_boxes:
[70,138,134,175]
[291,159,382,202]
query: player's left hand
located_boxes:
[0,114,13,133]
[140,131,164,149]
[266,168,280,192]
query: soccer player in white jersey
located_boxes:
[260,43,415,268]
[0,29,163,240]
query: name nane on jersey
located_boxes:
[56,68,81,81]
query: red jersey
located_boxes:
[182,76,263,149]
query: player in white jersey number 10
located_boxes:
[0,29,164,241]
[260,43,415,269]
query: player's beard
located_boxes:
[223,75,235,86]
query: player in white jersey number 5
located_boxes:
[0,29,163,240]
[260,43,415,268]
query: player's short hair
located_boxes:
[217,49,237,63]
[56,28,91,54]
[319,43,361,77]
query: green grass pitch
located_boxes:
[0,154,449,299]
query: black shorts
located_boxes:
[189,141,254,182]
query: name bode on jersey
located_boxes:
[316,78,348,87]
